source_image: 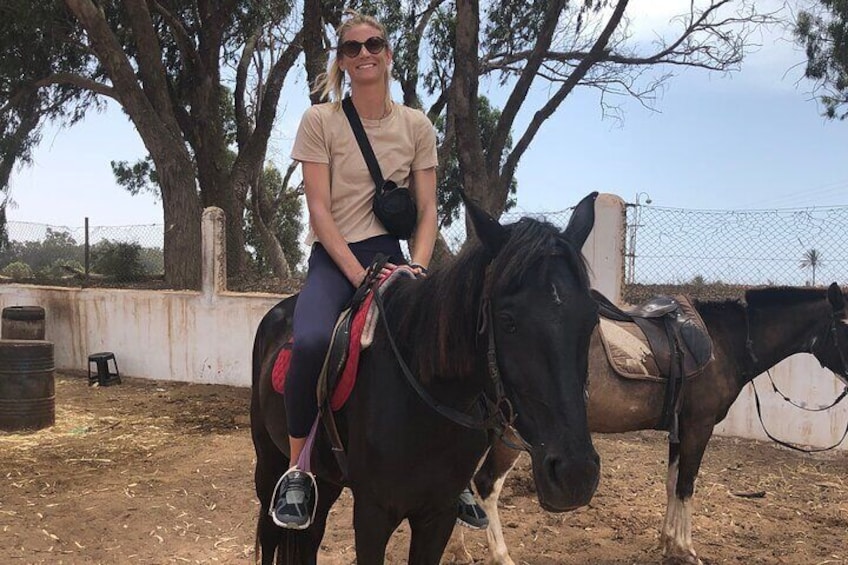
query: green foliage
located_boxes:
[245,165,303,273]
[795,1,848,119]
[44,258,84,278]
[435,96,517,227]
[2,260,33,279]
[91,240,147,282]
[0,228,84,273]
[111,157,160,199]
[0,0,102,191]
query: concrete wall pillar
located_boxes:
[201,207,227,298]
[583,193,626,303]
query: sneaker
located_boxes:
[456,486,489,529]
[269,468,317,529]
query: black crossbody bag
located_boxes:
[342,96,418,240]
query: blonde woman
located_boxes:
[271,13,487,531]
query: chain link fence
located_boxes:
[1,221,164,283]
[3,202,847,288]
[625,204,848,286]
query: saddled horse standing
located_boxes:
[456,283,848,565]
[250,193,603,564]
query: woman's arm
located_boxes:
[302,161,368,287]
[409,166,437,271]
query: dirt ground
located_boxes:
[1,374,846,565]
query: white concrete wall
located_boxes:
[714,355,848,451]
[0,207,285,387]
[0,285,282,387]
[1,198,845,449]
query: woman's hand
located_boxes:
[351,262,396,288]
[409,263,429,278]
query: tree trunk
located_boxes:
[251,182,290,278]
[153,149,202,289]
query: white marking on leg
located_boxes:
[552,283,562,305]
[662,460,702,564]
[483,465,518,565]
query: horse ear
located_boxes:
[563,192,598,249]
[827,282,845,314]
[459,188,509,256]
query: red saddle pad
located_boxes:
[271,290,376,411]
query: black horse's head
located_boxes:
[464,192,601,511]
[810,283,848,384]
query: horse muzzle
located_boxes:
[530,447,600,512]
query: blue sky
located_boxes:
[6,1,847,228]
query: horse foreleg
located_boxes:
[475,433,522,565]
[481,472,516,565]
[661,425,712,565]
[353,497,403,565]
[408,506,461,565]
[253,428,288,565]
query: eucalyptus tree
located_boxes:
[447,0,777,216]
[795,0,848,120]
[0,0,307,287]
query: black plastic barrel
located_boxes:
[0,340,55,431]
[2,306,46,340]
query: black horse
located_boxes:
[250,193,602,564]
[449,283,848,565]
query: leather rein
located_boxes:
[370,264,532,453]
[745,303,848,453]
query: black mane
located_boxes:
[386,217,590,383]
[744,286,828,308]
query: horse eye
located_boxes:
[498,313,517,334]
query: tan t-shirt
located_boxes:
[291,101,438,245]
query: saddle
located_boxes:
[592,289,714,441]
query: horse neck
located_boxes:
[743,299,831,378]
[383,272,487,391]
[698,304,752,380]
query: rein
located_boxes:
[371,280,531,453]
[745,304,848,453]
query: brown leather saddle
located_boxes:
[592,289,714,442]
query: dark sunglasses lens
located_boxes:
[340,41,361,57]
[364,37,386,54]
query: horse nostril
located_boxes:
[544,454,565,484]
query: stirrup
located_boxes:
[269,466,319,529]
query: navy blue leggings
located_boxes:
[285,235,404,438]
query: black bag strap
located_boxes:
[342,96,385,189]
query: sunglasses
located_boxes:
[338,36,387,58]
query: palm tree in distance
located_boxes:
[800,248,823,286]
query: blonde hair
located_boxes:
[312,11,393,113]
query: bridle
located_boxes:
[371,265,532,452]
[810,303,848,380]
[745,301,848,453]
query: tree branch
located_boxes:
[235,31,259,149]
[497,0,630,206]
[33,73,117,100]
[487,0,567,183]
[150,0,202,71]
[121,0,178,124]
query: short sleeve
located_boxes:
[411,111,438,171]
[291,106,329,164]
